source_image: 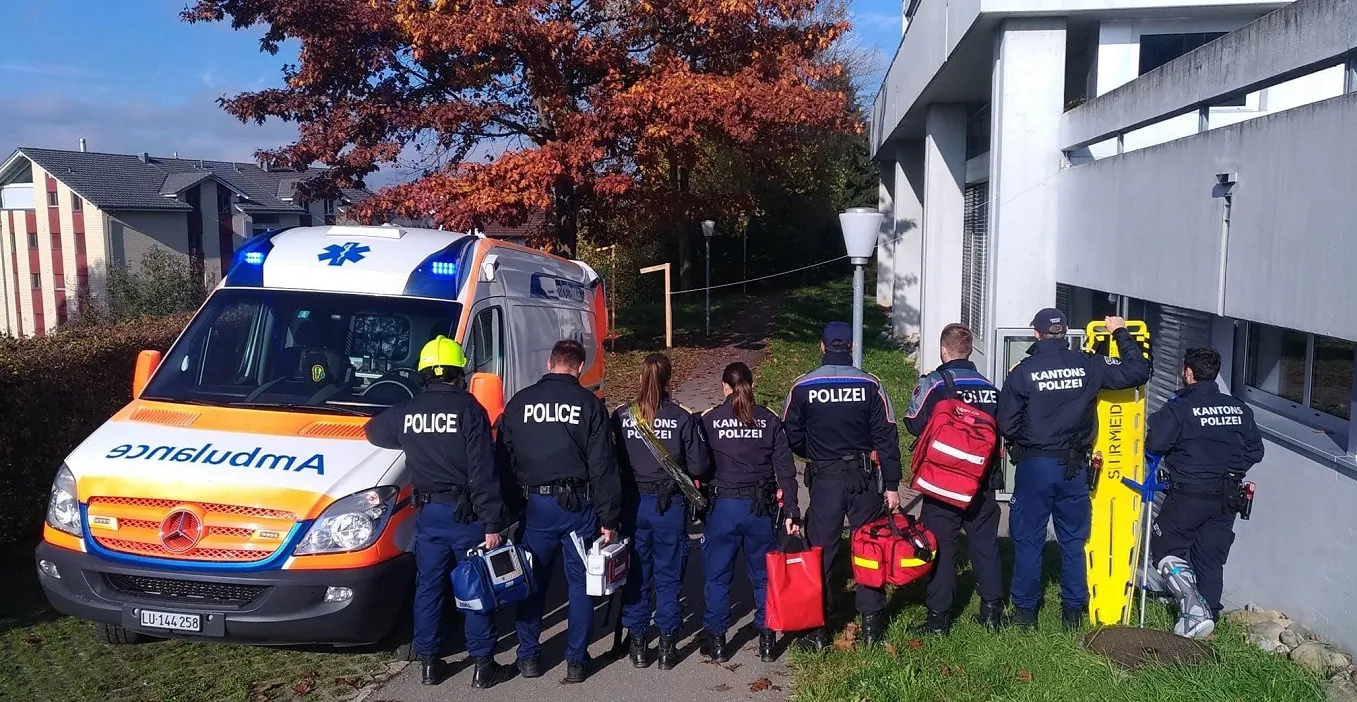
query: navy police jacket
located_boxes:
[782,351,903,490]
[365,383,504,532]
[498,372,622,529]
[997,329,1151,453]
[1146,381,1265,489]
[904,360,999,437]
[702,398,801,518]
[611,398,709,484]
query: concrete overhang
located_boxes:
[870,0,1289,158]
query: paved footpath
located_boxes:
[370,298,802,702]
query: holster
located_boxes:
[526,479,590,512]
[655,481,677,515]
[753,481,778,518]
[414,487,475,524]
[1222,473,1250,517]
[809,454,874,495]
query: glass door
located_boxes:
[991,327,1086,499]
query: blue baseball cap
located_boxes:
[1030,308,1069,334]
[822,321,853,351]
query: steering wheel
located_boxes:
[362,367,423,401]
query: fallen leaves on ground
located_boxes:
[710,683,733,692]
[1018,669,1033,683]
[724,662,742,672]
[835,622,859,650]
[23,633,42,647]
[907,639,924,650]
[750,677,773,692]
[292,671,318,696]
[884,642,898,659]
[334,676,364,689]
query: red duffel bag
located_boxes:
[851,508,938,588]
[765,533,825,632]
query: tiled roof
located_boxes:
[9,147,365,214]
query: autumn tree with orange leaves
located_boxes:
[184,0,856,257]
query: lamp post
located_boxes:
[702,219,715,337]
[839,207,884,369]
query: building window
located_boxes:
[47,191,58,207]
[28,233,38,249]
[72,195,83,211]
[31,273,41,289]
[51,233,61,249]
[960,182,989,347]
[1139,33,1246,106]
[217,188,233,217]
[1244,322,1354,421]
[323,199,336,217]
[75,232,86,251]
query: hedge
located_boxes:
[0,314,192,546]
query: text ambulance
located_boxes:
[35,224,606,650]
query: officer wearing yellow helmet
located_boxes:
[364,336,516,690]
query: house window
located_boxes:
[323,199,336,217]
[28,233,38,249]
[960,182,989,347]
[31,273,41,289]
[72,195,83,211]
[1139,33,1246,106]
[217,188,233,216]
[1244,322,1355,422]
[47,191,58,207]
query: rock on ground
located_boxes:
[1280,628,1304,649]
[1328,678,1357,702]
[1292,642,1353,675]
[1228,609,1289,627]
[1249,621,1289,644]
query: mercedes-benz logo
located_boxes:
[159,509,204,553]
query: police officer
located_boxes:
[700,362,799,663]
[783,321,902,650]
[498,339,621,684]
[1147,347,1263,637]
[363,336,516,690]
[903,323,1005,634]
[997,310,1150,630]
[611,352,708,670]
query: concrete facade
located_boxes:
[871,0,1357,651]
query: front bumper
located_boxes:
[35,541,412,646]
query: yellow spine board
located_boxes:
[1081,321,1151,626]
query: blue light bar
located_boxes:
[404,238,476,300]
[224,227,292,287]
[431,260,458,277]
[244,251,265,265]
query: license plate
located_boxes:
[139,610,201,632]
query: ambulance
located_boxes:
[34,224,607,652]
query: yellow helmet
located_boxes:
[418,336,467,377]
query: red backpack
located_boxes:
[909,371,999,509]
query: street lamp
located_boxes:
[702,219,715,337]
[839,207,884,368]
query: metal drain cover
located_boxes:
[1082,627,1213,669]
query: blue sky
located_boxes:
[0,0,902,183]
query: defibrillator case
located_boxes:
[572,534,630,596]
[451,540,536,613]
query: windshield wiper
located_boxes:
[227,401,372,417]
[140,396,229,407]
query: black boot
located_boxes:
[704,632,730,663]
[908,609,952,636]
[976,600,1007,632]
[795,627,830,652]
[1013,608,1038,631]
[1062,606,1084,631]
[759,630,777,662]
[861,611,888,646]
[516,657,541,679]
[420,656,448,686]
[471,658,516,689]
[564,660,588,684]
[629,631,651,668]
[657,633,679,670]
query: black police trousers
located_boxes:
[1151,492,1236,619]
[806,470,885,615]
[918,491,1003,615]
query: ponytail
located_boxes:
[637,353,672,426]
[722,362,756,427]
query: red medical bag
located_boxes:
[765,535,825,632]
[851,509,937,588]
[909,372,999,509]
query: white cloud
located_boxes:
[0,62,88,77]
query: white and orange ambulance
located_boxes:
[35,224,607,651]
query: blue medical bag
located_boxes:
[451,540,537,614]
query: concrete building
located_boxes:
[871,0,1357,649]
[0,146,366,336]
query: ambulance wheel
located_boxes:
[95,623,148,645]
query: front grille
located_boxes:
[106,573,267,606]
[86,496,297,563]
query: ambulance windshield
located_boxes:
[142,288,462,416]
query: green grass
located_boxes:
[611,291,752,347]
[754,276,918,464]
[748,276,1326,702]
[0,548,399,702]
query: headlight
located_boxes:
[46,465,82,537]
[293,487,398,555]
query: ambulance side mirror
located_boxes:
[132,350,162,400]
[469,372,505,427]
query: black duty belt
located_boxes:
[1170,484,1225,497]
[527,483,589,496]
[711,484,761,499]
[1015,447,1087,460]
[414,486,467,505]
[635,481,671,496]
